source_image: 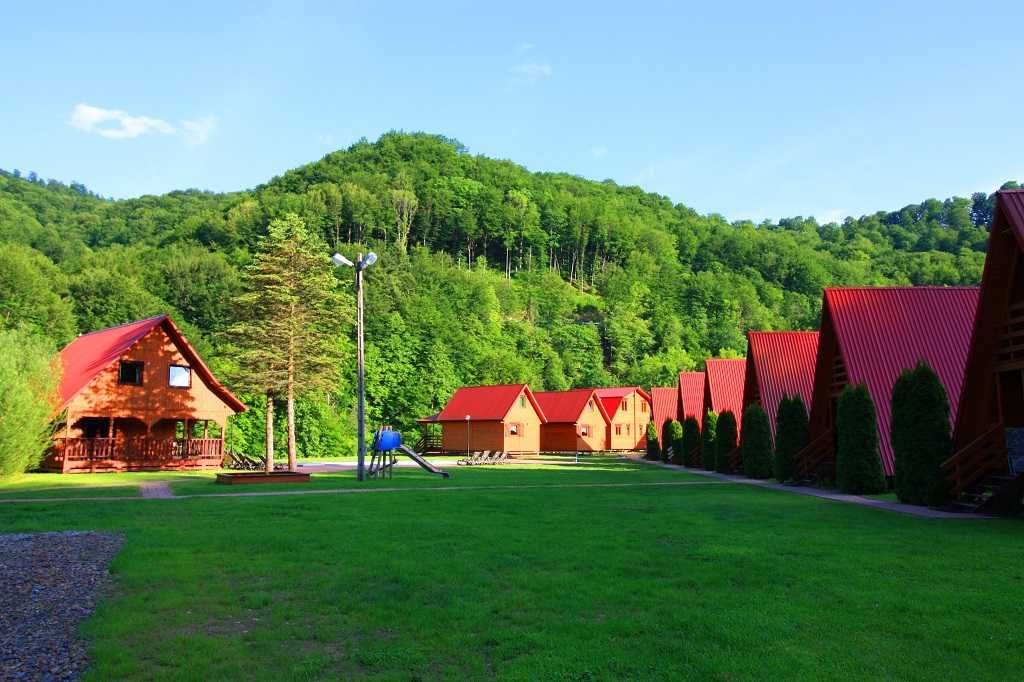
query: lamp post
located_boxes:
[332,251,378,481]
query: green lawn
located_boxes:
[1,460,1022,680]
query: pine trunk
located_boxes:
[287,346,297,471]
[265,394,274,473]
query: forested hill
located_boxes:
[0,132,1014,455]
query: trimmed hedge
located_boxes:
[702,411,718,470]
[774,394,809,483]
[716,411,738,474]
[661,418,674,463]
[668,419,684,465]
[645,420,661,461]
[893,361,952,506]
[682,417,701,467]
[741,404,773,479]
[836,384,886,494]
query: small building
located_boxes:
[649,387,681,446]
[434,384,546,454]
[534,389,610,452]
[704,358,746,434]
[797,287,978,480]
[595,387,652,450]
[953,190,1024,499]
[743,331,819,446]
[47,315,246,473]
[678,371,705,427]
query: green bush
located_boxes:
[836,384,886,494]
[645,420,660,461]
[660,418,675,463]
[668,419,684,465]
[702,411,718,470]
[715,411,738,473]
[682,417,701,467]
[892,362,952,506]
[0,328,59,477]
[741,404,773,479]
[774,394,809,482]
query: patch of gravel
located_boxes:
[0,532,123,681]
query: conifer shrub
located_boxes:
[741,404,773,479]
[668,419,684,465]
[774,394,809,483]
[892,361,952,506]
[715,411,738,473]
[836,384,886,494]
[702,411,718,470]
[661,418,674,462]
[645,420,660,461]
[682,417,701,467]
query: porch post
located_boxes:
[203,420,209,438]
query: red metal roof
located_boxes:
[705,358,746,431]
[534,389,610,424]
[823,287,978,476]
[745,331,819,444]
[650,387,680,432]
[436,384,547,422]
[1000,189,1024,245]
[678,371,705,424]
[594,387,652,418]
[58,315,246,412]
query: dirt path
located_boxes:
[139,481,174,499]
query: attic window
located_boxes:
[118,361,144,386]
[588,400,594,412]
[169,365,191,388]
[623,399,629,411]
[641,401,647,413]
[519,396,526,408]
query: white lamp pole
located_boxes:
[332,251,377,481]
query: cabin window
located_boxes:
[623,399,629,411]
[615,424,622,435]
[641,401,647,413]
[588,400,594,412]
[118,361,144,386]
[580,424,591,437]
[625,424,631,435]
[518,396,526,408]
[508,423,521,436]
[168,365,191,388]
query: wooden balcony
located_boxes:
[47,437,224,473]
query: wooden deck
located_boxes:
[46,437,224,473]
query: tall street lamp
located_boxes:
[332,251,378,481]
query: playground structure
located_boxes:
[369,427,450,479]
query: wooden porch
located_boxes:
[46,437,224,473]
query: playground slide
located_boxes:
[398,444,451,479]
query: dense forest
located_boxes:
[0,132,1014,458]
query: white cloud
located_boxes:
[69,103,215,145]
[509,62,553,82]
[590,146,608,158]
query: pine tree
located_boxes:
[645,420,661,461]
[774,394,809,483]
[716,411,738,473]
[668,419,684,465]
[836,384,886,494]
[741,404,773,479]
[682,417,701,467]
[227,213,351,471]
[702,411,718,471]
[892,362,952,506]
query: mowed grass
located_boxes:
[1,461,1022,680]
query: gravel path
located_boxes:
[139,481,174,498]
[0,532,123,681]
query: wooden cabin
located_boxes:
[951,190,1024,504]
[796,287,978,481]
[649,387,681,446]
[743,331,819,446]
[678,371,705,428]
[704,359,746,433]
[534,389,610,452]
[433,384,546,454]
[595,387,652,450]
[47,315,246,473]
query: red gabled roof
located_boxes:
[705,358,746,431]
[823,287,978,476]
[745,331,819,444]
[594,386,652,418]
[678,371,705,424]
[58,315,246,413]
[436,384,547,423]
[534,389,610,424]
[650,387,680,432]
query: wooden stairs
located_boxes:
[942,422,1023,515]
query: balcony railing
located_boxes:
[48,437,224,472]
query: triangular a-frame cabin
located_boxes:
[951,190,1024,503]
[48,315,246,473]
[704,359,746,433]
[743,331,819,446]
[678,371,705,428]
[649,387,682,446]
[534,389,611,452]
[435,384,546,454]
[594,387,653,450]
[797,287,978,480]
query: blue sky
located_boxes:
[3,1,1023,223]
